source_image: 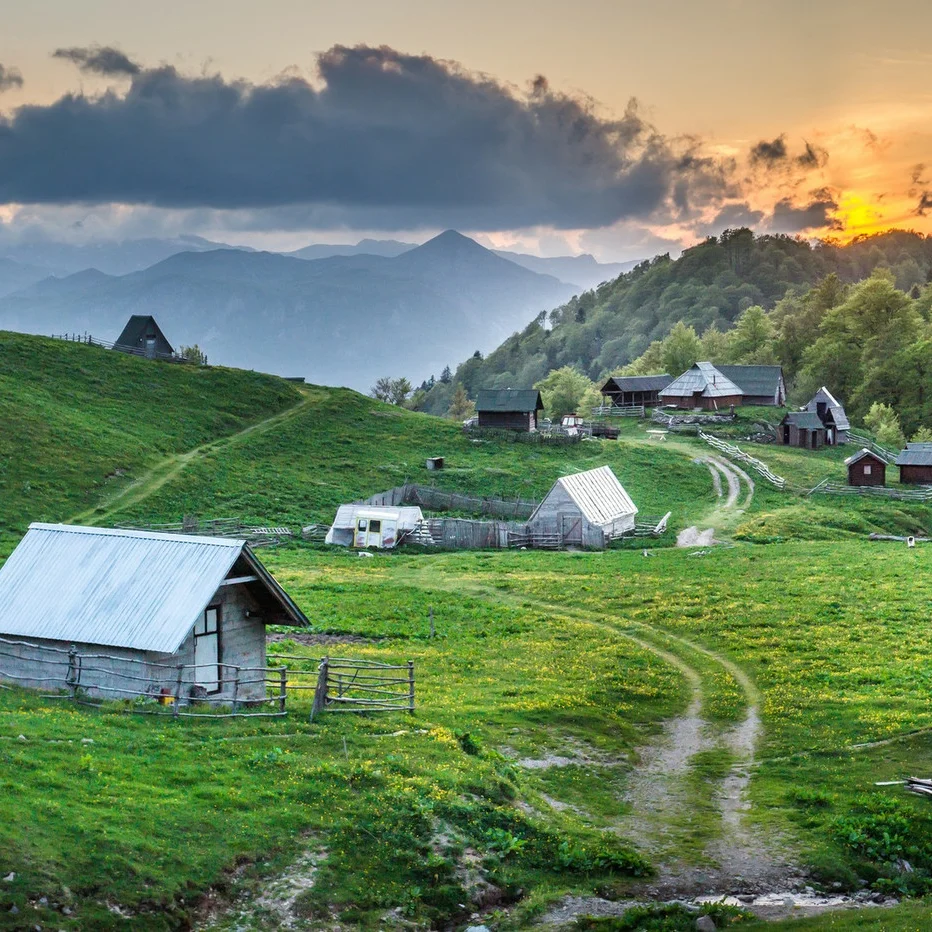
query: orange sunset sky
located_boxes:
[1,0,930,260]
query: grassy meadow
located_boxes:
[3,334,932,929]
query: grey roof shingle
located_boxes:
[717,365,784,398]
[600,374,672,394]
[845,448,886,467]
[475,389,543,413]
[659,362,742,399]
[783,411,825,429]
[895,447,932,466]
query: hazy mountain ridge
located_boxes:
[0,232,577,388]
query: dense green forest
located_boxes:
[412,229,932,431]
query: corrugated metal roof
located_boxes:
[533,466,637,527]
[601,374,672,393]
[659,362,742,399]
[0,524,301,653]
[895,448,932,466]
[475,389,543,413]
[717,365,784,398]
[844,448,885,467]
[330,505,424,530]
[784,411,825,429]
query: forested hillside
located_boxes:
[416,229,932,424]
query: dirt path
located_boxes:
[677,453,756,546]
[70,393,313,525]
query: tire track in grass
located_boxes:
[398,566,792,894]
[70,392,314,525]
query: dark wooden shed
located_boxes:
[895,443,932,484]
[806,387,850,445]
[599,374,672,409]
[779,411,826,449]
[475,389,544,432]
[845,449,886,486]
[114,315,174,359]
[717,365,786,407]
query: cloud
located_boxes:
[700,202,766,235]
[915,193,932,217]
[750,136,788,165]
[0,44,734,231]
[0,64,24,93]
[51,45,141,76]
[769,189,842,233]
[750,134,828,171]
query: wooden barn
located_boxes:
[526,465,638,547]
[805,387,850,445]
[599,374,672,409]
[778,411,826,449]
[0,524,307,702]
[114,315,175,359]
[717,365,786,407]
[475,389,544,431]
[659,362,743,410]
[845,449,886,486]
[895,443,932,484]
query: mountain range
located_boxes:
[0,231,579,389]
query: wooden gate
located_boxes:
[561,514,582,545]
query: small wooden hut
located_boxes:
[778,411,826,449]
[895,443,932,484]
[475,389,544,431]
[806,387,850,445]
[526,465,638,547]
[114,315,174,359]
[845,449,886,486]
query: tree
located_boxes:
[179,344,207,365]
[660,321,702,376]
[616,341,665,377]
[370,377,394,402]
[535,366,600,418]
[724,305,776,364]
[699,324,730,363]
[863,402,905,448]
[440,366,452,384]
[447,384,475,420]
[911,426,932,443]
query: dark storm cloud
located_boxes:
[915,193,932,217]
[0,64,24,92]
[770,190,842,233]
[701,202,766,235]
[0,44,732,230]
[52,45,141,76]
[750,134,828,171]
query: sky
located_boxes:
[1,0,930,260]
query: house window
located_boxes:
[864,464,872,475]
[369,519,381,534]
[194,606,221,693]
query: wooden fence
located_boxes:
[847,431,899,464]
[0,636,411,720]
[116,517,293,547]
[697,429,788,489]
[806,479,932,502]
[51,332,205,365]
[591,404,645,417]
[310,657,414,719]
[364,483,538,520]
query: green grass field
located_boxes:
[2,333,932,930]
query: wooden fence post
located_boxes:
[278,666,287,714]
[173,664,184,717]
[407,661,415,714]
[66,646,79,700]
[310,656,329,722]
[231,666,240,715]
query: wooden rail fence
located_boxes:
[364,483,538,519]
[697,429,788,490]
[310,657,415,720]
[806,479,932,501]
[51,332,205,365]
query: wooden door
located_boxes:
[561,514,583,544]
[194,606,220,692]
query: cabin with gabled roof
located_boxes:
[717,365,786,407]
[475,389,544,431]
[805,387,850,445]
[659,362,743,410]
[526,465,638,547]
[845,449,886,486]
[0,524,307,701]
[895,443,932,485]
[599,374,672,409]
[114,315,175,359]
[778,411,826,449]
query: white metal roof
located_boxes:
[330,504,425,530]
[659,362,742,399]
[532,466,638,527]
[0,523,300,653]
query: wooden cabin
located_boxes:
[895,443,932,484]
[599,374,672,409]
[526,465,638,547]
[778,411,826,449]
[806,387,850,445]
[0,524,307,701]
[475,389,544,431]
[845,449,886,487]
[717,366,786,406]
[114,315,174,359]
[659,362,743,410]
